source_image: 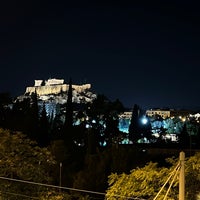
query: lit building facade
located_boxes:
[146,109,170,119]
[25,78,91,96]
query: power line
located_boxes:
[0,176,105,196]
[153,162,180,200]
[0,176,146,200]
[163,165,180,200]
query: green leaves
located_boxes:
[106,153,200,200]
[0,128,56,199]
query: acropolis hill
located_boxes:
[17,78,96,105]
[25,78,91,96]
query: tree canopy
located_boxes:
[106,152,200,200]
[0,128,56,199]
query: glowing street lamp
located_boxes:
[141,116,148,125]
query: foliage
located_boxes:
[9,93,40,142]
[178,124,190,147]
[39,191,72,200]
[128,104,151,143]
[38,103,50,147]
[128,104,141,142]
[185,152,200,199]
[106,162,170,200]
[85,94,125,147]
[64,78,73,130]
[0,128,56,199]
[106,152,200,200]
[39,191,91,200]
[73,153,109,193]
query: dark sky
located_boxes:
[0,0,200,109]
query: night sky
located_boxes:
[0,1,200,110]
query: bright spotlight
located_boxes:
[141,116,148,125]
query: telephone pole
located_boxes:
[179,151,185,200]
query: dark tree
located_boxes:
[178,124,190,148]
[63,78,74,147]
[38,103,50,147]
[196,126,200,148]
[86,127,98,154]
[128,104,142,143]
[111,98,125,113]
[87,94,110,118]
[85,94,110,147]
[105,99,125,146]
[64,78,73,129]
[11,98,31,132]
[51,113,63,140]
[156,126,167,144]
[73,153,109,193]
[28,92,39,140]
[104,113,120,146]
[86,95,125,147]
[141,116,152,141]
[0,93,12,128]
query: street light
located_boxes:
[141,116,148,125]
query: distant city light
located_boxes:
[86,124,90,128]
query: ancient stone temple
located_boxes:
[25,78,92,96]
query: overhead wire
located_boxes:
[153,161,180,200]
[0,176,105,196]
[163,164,180,200]
[0,176,147,200]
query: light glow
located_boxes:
[141,116,148,125]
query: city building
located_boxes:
[146,109,194,119]
[146,109,170,119]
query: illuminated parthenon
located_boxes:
[25,78,91,96]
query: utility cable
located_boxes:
[163,165,180,200]
[0,176,147,200]
[0,176,105,196]
[153,162,180,200]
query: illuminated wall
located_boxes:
[26,78,91,96]
[146,109,170,119]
